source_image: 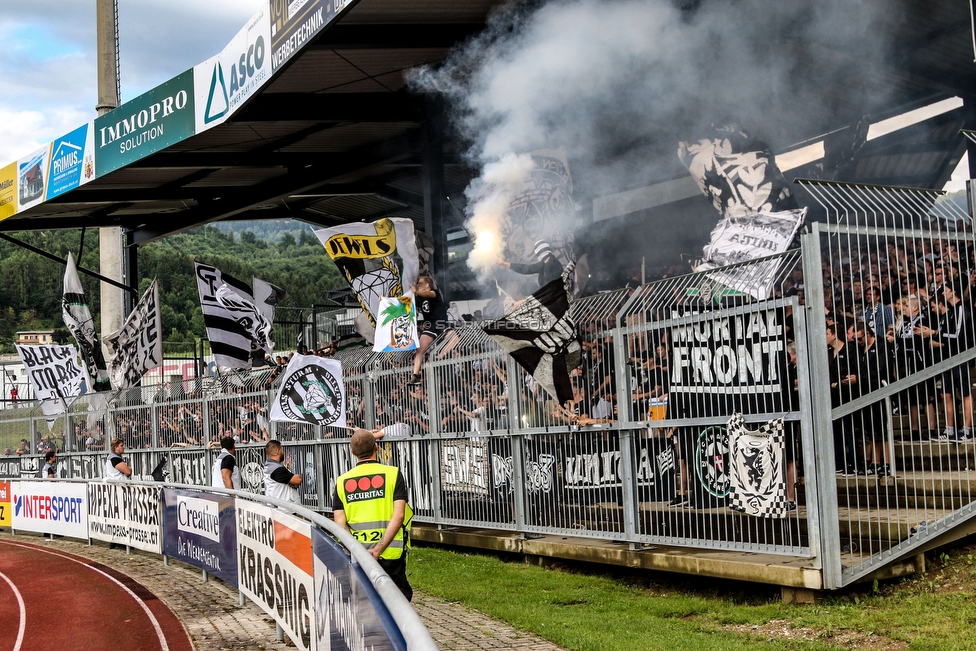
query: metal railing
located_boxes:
[5,186,976,588]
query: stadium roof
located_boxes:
[0,0,975,294]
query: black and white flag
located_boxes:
[16,344,85,425]
[270,354,346,427]
[194,262,256,369]
[252,276,286,322]
[483,262,580,404]
[727,413,789,519]
[215,283,275,355]
[62,252,111,392]
[104,278,163,390]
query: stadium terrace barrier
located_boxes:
[0,478,436,651]
[4,181,976,590]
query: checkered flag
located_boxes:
[727,413,789,519]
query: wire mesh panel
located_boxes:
[800,179,976,582]
[437,434,515,529]
[427,328,509,436]
[376,437,436,520]
[111,404,154,449]
[156,398,206,448]
[370,350,428,436]
[617,255,809,553]
[520,430,627,538]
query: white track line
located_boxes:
[0,569,26,651]
[0,541,169,651]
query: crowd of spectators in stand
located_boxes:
[811,235,976,477]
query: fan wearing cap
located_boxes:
[497,240,564,290]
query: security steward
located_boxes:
[333,429,413,600]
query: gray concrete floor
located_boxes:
[0,532,564,651]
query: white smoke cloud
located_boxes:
[465,153,535,275]
[414,0,893,277]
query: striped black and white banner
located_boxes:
[194,262,254,369]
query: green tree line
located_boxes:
[0,225,345,352]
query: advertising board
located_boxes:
[12,480,88,539]
[237,501,316,650]
[88,483,163,553]
[46,122,96,200]
[162,488,238,586]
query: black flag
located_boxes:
[483,263,580,404]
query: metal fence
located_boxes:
[5,187,976,589]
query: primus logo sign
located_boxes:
[95,70,195,176]
[194,10,271,130]
[176,495,221,542]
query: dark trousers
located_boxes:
[379,556,413,602]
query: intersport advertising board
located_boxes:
[194,7,271,131]
[12,481,88,539]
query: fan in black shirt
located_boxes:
[407,275,448,386]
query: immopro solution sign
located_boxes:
[194,7,271,131]
[95,70,195,176]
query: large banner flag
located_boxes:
[313,217,420,329]
[678,125,798,220]
[215,283,275,355]
[483,263,580,404]
[16,344,86,423]
[374,294,419,352]
[270,355,346,428]
[696,208,807,299]
[104,278,163,389]
[62,252,111,392]
[194,262,256,369]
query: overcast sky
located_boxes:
[0,0,263,165]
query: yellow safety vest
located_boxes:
[336,461,413,560]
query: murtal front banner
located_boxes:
[194,7,272,132]
[95,69,196,176]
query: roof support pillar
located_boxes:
[123,230,139,315]
[422,104,448,290]
[965,96,976,219]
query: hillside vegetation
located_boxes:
[0,222,344,352]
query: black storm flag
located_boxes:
[483,263,580,404]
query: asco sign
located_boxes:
[12,481,89,539]
[194,8,271,131]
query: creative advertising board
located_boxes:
[311,527,402,651]
[95,70,196,176]
[11,481,89,539]
[237,501,316,650]
[162,488,238,586]
[0,481,10,527]
[88,483,163,553]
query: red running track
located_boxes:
[0,539,192,651]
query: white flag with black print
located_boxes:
[194,262,256,369]
[270,354,346,427]
[62,252,112,392]
[214,283,275,355]
[104,278,163,390]
[727,413,789,519]
[252,276,286,322]
[15,344,86,426]
[482,262,580,404]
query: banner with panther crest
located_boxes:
[727,412,788,518]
